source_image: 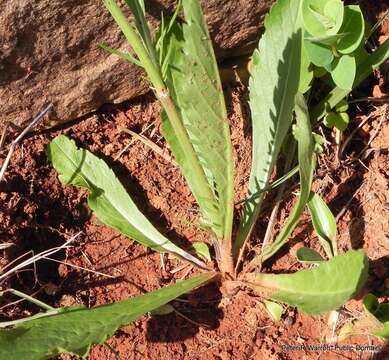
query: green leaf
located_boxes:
[323,112,349,131]
[307,192,337,257]
[302,0,344,37]
[313,133,325,154]
[155,1,182,78]
[235,0,303,257]
[99,43,142,67]
[304,38,334,67]
[164,0,234,245]
[330,55,356,90]
[313,66,327,78]
[299,44,313,93]
[236,165,300,208]
[0,273,215,359]
[323,0,344,33]
[150,303,175,315]
[323,112,335,128]
[124,0,157,64]
[47,135,206,269]
[333,112,349,131]
[103,0,165,89]
[260,93,315,262]
[191,242,211,262]
[337,321,354,341]
[159,111,218,235]
[335,99,349,112]
[312,40,389,122]
[363,294,389,322]
[246,250,369,315]
[296,247,325,263]
[336,5,365,55]
[363,294,389,339]
[263,300,284,322]
[305,33,348,46]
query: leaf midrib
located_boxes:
[53,140,204,266]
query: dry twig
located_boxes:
[0,231,80,284]
[119,127,177,166]
[0,104,53,182]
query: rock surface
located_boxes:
[0,0,273,126]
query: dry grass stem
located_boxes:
[0,104,53,182]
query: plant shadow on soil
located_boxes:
[0,115,225,341]
[368,255,389,297]
[77,149,226,342]
[146,282,224,342]
[0,171,89,309]
[1,41,388,355]
[57,137,196,253]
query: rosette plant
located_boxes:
[0,0,387,358]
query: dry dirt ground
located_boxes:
[0,3,388,360]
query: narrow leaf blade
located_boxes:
[299,44,313,93]
[260,93,315,262]
[125,0,156,62]
[0,273,215,359]
[47,135,206,268]
[165,0,234,244]
[99,43,141,67]
[235,0,303,256]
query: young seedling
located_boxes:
[1,0,387,357]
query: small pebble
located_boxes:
[284,315,294,327]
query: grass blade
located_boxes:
[99,43,142,67]
[155,0,182,76]
[124,0,157,65]
[103,0,164,89]
[234,0,303,259]
[0,273,215,359]
[47,135,207,269]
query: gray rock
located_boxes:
[0,0,273,126]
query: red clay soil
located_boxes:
[1,6,389,360]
